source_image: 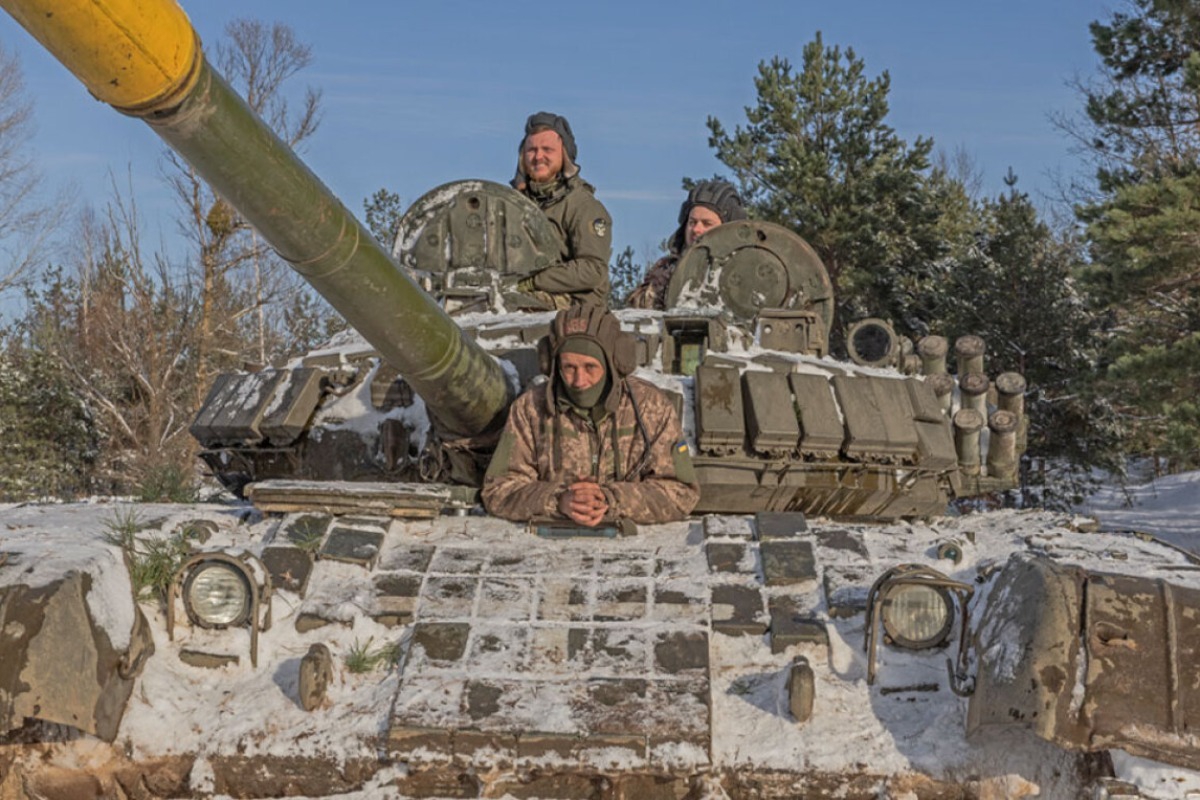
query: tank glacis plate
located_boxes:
[5,502,1199,797]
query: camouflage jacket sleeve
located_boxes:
[480,391,561,521]
[625,254,677,310]
[531,184,612,301]
[600,380,700,524]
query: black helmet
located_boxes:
[677,179,747,226]
[669,179,747,252]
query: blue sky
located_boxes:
[0,1,1105,268]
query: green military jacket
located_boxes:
[519,173,612,308]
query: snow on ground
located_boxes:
[1077,471,1200,552]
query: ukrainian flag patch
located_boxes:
[672,439,696,483]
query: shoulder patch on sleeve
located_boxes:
[592,218,608,237]
[672,439,696,484]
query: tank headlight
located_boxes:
[183,561,252,628]
[863,564,975,687]
[880,582,954,649]
[167,551,272,667]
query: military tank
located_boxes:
[2,2,1198,798]
[191,173,1026,522]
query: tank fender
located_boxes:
[1,571,153,741]
[968,553,1200,770]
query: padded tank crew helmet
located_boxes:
[537,305,637,414]
[514,111,580,190]
[523,111,578,164]
[669,179,747,253]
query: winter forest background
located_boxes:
[0,0,1196,507]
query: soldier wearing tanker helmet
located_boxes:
[482,304,699,526]
[511,111,613,309]
[626,179,747,310]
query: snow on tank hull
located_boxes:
[4,501,1198,799]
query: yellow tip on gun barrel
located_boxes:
[0,0,201,114]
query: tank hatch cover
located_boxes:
[666,220,834,339]
[392,179,559,297]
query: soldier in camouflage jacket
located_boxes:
[482,305,699,526]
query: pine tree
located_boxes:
[364,188,404,248]
[1071,0,1200,469]
[705,35,961,341]
[608,245,643,309]
[0,337,100,500]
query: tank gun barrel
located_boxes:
[0,0,511,438]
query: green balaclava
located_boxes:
[558,337,609,411]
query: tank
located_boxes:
[192,174,1025,521]
[2,2,1198,798]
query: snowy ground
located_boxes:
[1077,470,1200,555]
[2,472,1200,799]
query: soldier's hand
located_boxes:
[499,273,536,293]
[559,480,608,527]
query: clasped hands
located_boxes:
[557,479,608,527]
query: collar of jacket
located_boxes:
[524,174,575,208]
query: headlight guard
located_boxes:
[863,564,974,688]
[167,551,272,667]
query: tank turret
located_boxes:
[394,185,1027,519]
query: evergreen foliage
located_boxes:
[932,176,1092,381]
[0,339,100,500]
[705,35,958,340]
[364,188,404,248]
[1073,0,1200,469]
[608,245,643,309]
[102,509,203,603]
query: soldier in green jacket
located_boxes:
[511,111,612,309]
[482,305,699,526]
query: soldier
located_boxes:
[482,304,699,526]
[511,111,613,309]
[626,179,746,310]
